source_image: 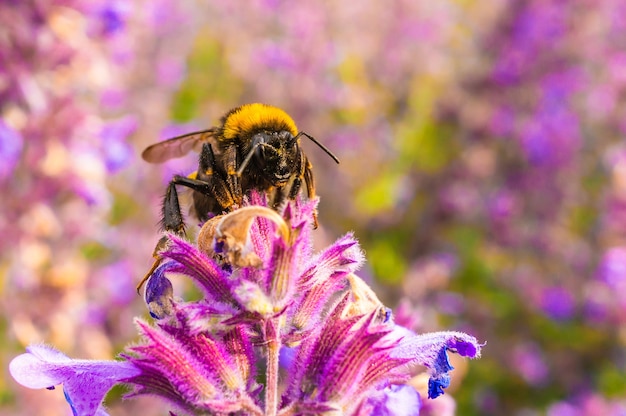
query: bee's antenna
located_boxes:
[298,132,340,164]
[237,142,261,176]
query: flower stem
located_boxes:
[265,318,280,416]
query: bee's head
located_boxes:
[241,130,299,185]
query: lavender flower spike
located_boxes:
[10,194,482,415]
[9,344,140,416]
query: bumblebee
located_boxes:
[138,103,339,291]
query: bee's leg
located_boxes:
[288,178,302,200]
[139,163,232,295]
[222,143,242,205]
[271,186,288,210]
[196,143,216,180]
[172,176,234,212]
[162,181,186,237]
[286,149,317,227]
[138,181,185,294]
[288,148,306,200]
[302,155,318,229]
[136,256,162,294]
[193,144,234,211]
[303,157,315,200]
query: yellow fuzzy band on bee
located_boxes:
[188,171,198,179]
[222,103,298,140]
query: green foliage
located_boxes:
[367,238,407,285]
[354,172,402,216]
[171,33,244,122]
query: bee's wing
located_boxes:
[141,128,219,163]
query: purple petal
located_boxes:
[318,314,394,401]
[223,326,257,387]
[291,233,365,329]
[285,196,318,230]
[161,234,236,305]
[290,273,348,331]
[9,345,72,389]
[393,330,482,361]
[300,233,365,289]
[156,321,245,392]
[131,320,217,396]
[245,194,316,279]
[289,305,361,398]
[264,222,309,306]
[246,192,278,261]
[10,345,140,416]
[428,372,451,400]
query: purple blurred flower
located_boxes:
[540,286,576,321]
[597,247,626,288]
[99,116,137,173]
[364,384,421,416]
[93,1,130,36]
[255,42,298,70]
[10,196,482,415]
[0,119,23,182]
[511,342,549,385]
[490,105,515,136]
[547,393,626,416]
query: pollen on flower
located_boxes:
[233,280,274,315]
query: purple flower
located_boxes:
[0,119,23,182]
[10,195,482,415]
[597,247,626,288]
[98,116,137,173]
[540,286,576,321]
[255,42,298,70]
[511,342,549,385]
[97,2,129,36]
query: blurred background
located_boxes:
[2,0,626,415]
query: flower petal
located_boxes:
[428,372,451,400]
[9,345,72,389]
[300,233,365,289]
[161,234,236,305]
[10,344,140,416]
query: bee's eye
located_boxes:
[278,131,295,146]
[285,136,297,150]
